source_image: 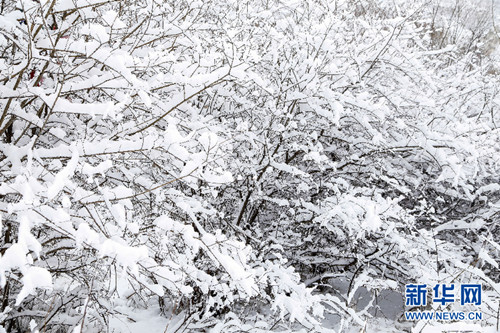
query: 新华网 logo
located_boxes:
[404,283,482,321]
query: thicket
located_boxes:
[0,0,499,331]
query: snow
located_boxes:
[202,233,256,296]
[100,239,149,273]
[0,0,499,331]
[364,204,382,233]
[76,223,101,248]
[16,267,53,306]
[18,216,42,259]
[198,132,218,153]
[47,148,79,200]
[82,160,113,177]
[0,244,28,287]
[105,304,170,333]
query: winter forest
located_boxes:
[0,0,499,331]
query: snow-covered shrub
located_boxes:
[0,0,498,331]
